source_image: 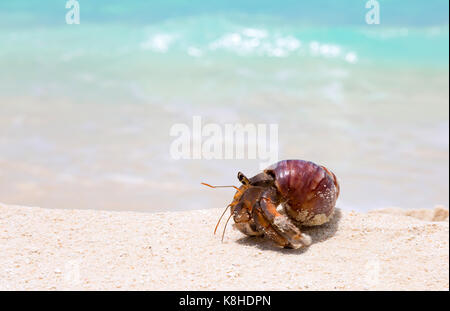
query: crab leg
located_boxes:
[252,208,290,247]
[258,189,311,248]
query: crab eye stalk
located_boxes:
[237,172,250,185]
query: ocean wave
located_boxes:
[138,24,359,64]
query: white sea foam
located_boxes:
[187,47,203,57]
[345,52,358,63]
[140,34,176,53]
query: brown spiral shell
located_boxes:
[264,159,340,225]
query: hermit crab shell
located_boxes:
[264,160,340,226]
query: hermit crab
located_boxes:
[203,160,340,249]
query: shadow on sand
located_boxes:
[235,208,342,254]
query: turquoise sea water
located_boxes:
[0,1,448,212]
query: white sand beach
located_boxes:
[0,202,448,290]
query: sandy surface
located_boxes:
[0,202,448,291]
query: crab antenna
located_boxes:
[214,204,231,235]
[221,213,233,243]
[201,182,241,239]
[201,183,240,192]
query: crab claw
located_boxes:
[271,213,312,249]
[256,192,312,249]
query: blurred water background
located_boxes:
[0,0,448,212]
